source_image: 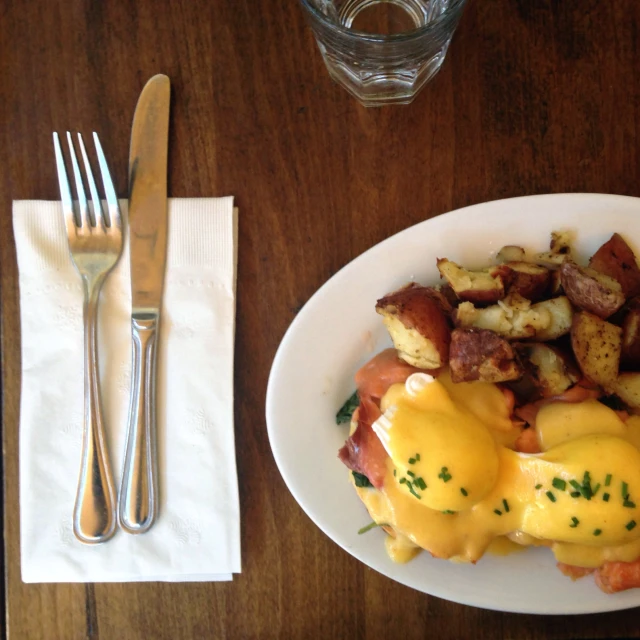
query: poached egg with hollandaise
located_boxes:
[355,371,640,569]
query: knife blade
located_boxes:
[119,74,170,534]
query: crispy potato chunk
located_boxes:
[533,230,574,267]
[614,372,640,410]
[589,233,640,298]
[454,295,572,341]
[496,245,526,263]
[437,259,505,304]
[493,261,550,301]
[376,283,450,369]
[622,305,640,369]
[570,311,622,389]
[449,328,523,383]
[516,343,580,398]
[560,262,625,319]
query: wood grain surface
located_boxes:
[2,0,640,638]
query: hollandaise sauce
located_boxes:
[356,372,640,568]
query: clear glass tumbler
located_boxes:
[299,0,468,107]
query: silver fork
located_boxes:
[53,131,123,544]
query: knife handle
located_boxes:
[119,314,159,534]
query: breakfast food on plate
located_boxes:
[337,231,640,594]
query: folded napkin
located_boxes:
[14,198,241,582]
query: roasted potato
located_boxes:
[496,245,526,263]
[613,372,640,410]
[570,311,622,390]
[560,262,625,319]
[454,294,572,341]
[533,230,574,267]
[516,343,580,398]
[437,259,505,304]
[534,296,574,341]
[589,233,640,298]
[449,328,523,383]
[492,261,550,301]
[549,269,564,296]
[376,283,451,369]
[621,304,640,369]
[437,283,460,309]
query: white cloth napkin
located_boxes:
[13,198,241,582]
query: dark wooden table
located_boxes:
[2,0,640,638]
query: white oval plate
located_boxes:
[266,194,640,614]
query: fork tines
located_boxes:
[53,132,121,235]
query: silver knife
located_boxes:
[118,74,171,534]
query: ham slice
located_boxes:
[338,396,387,488]
[514,381,602,428]
[354,348,422,402]
[595,560,640,593]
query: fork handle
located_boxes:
[73,276,117,544]
[118,314,159,533]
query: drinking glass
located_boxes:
[299,0,468,107]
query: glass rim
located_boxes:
[299,0,468,42]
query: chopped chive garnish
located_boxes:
[552,478,566,491]
[393,469,397,477]
[569,517,580,528]
[494,509,502,516]
[603,493,610,502]
[460,487,468,496]
[358,521,387,534]
[592,483,601,497]
[407,470,415,478]
[442,510,455,515]
[503,498,510,513]
[605,474,612,487]
[546,491,557,502]
[622,482,629,500]
[627,520,637,531]
[624,500,636,508]
[408,457,416,465]
[571,491,581,498]
[416,453,421,462]
[570,480,582,491]
[593,529,602,536]
[415,477,427,491]
[399,477,407,484]
[582,472,593,500]
[438,467,452,483]
[407,483,421,500]
[535,484,542,490]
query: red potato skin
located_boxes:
[491,262,551,301]
[589,233,640,298]
[376,283,452,365]
[560,262,625,319]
